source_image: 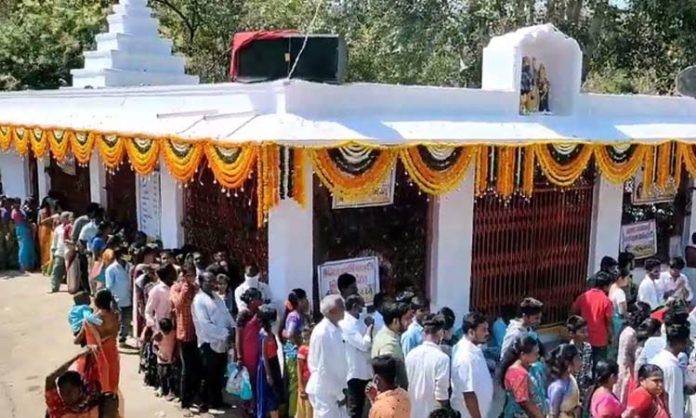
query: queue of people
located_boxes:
[37,197,696,418]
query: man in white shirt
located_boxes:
[339,294,374,418]
[451,312,494,418]
[49,211,71,293]
[234,264,272,311]
[192,271,235,413]
[650,323,691,418]
[405,313,450,418]
[307,295,349,418]
[638,257,664,310]
[660,257,694,303]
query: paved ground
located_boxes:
[0,272,244,417]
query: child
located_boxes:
[566,315,592,400]
[153,318,177,401]
[68,292,102,339]
[257,304,282,418]
[296,325,313,418]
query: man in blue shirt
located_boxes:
[401,295,429,356]
[105,248,132,345]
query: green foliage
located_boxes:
[2,0,696,93]
[0,0,108,90]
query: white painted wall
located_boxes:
[0,153,30,200]
[159,157,184,248]
[588,176,624,273]
[267,154,314,308]
[36,157,50,201]
[428,165,476,321]
[89,152,107,207]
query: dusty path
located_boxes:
[0,272,243,417]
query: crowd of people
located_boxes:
[31,196,696,418]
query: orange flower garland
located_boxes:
[475,146,490,196]
[292,148,306,208]
[399,145,477,196]
[679,142,696,178]
[534,144,593,187]
[0,126,11,151]
[655,142,674,190]
[96,134,126,169]
[161,138,204,183]
[125,137,161,176]
[204,143,257,190]
[256,144,280,226]
[309,145,397,200]
[30,128,49,158]
[593,144,647,184]
[12,126,30,156]
[47,129,71,161]
[71,131,96,164]
[496,147,517,198]
[642,146,655,194]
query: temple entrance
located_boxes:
[183,166,268,272]
[313,163,429,300]
[105,165,138,236]
[48,158,90,215]
[471,175,595,325]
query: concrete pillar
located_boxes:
[268,153,314,306]
[428,165,476,321]
[36,157,50,201]
[0,153,30,200]
[89,153,107,207]
[588,176,624,273]
[159,157,184,248]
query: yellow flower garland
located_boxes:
[48,129,71,161]
[642,146,655,193]
[310,146,398,200]
[656,142,674,190]
[292,148,306,208]
[30,128,49,158]
[496,146,517,198]
[0,126,11,151]
[593,145,647,184]
[96,134,126,169]
[475,146,490,196]
[204,143,257,190]
[399,146,478,196]
[125,137,161,176]
[12,126,30,156]
[679,142,696,178]
[161,138,204,183]
[71,131,96,165]
[534,143,593,187]
[256,144,280,227]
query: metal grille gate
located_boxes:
[471,180,595,325]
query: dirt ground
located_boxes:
[0,271,244,417]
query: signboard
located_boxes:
[317,256,380,305]
[631,169,677,205]
[332,169,395,209]
[620,220,658,259]
[137,172,161,239]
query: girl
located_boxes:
[615,302,651,405]
[236,288,264,415]
[547,344,582,418]
[499,335,545,418]
[609,267,630,358]
[588,360,623,418]
[296,325,313,418]
[281,288,309,417]
[626,365,669,418]
[256,304,282,418]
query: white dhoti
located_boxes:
[308,394,348,418]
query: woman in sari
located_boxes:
[547,344,582,418]
[38,197,57,275]
[74,288,123,417]
[45,349,106,418]
[235,287,264,415]
[499,335,546,418]
[11,199,37,271]
[281,288,309,417]
[589,360,623,418]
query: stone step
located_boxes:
[106,14,159,36]
[70,68,199,88]
[95,33,172,55]
[82,49,186,74]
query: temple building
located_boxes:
[2,3,696,327]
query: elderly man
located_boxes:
[49,211,72,293]
[307,295,349,418]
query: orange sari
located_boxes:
[82,321,120,393]
[38,210,54,275]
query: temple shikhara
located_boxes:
[3,0,696,330]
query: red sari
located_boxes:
[241,314,263,391]
[79,321,120,394]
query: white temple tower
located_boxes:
[70,0,199,88]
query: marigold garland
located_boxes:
[48,129,71,161]
[679,142,696,178]
[400,146,477,196]
[496,147,517,198]
[30,128,49,158]
[12,126,30,156]
[642,146,656,194]
[292,148,306,208]
[256,144,280,227]
[593,145,647,184]
[0,126,11,151]
[521,147,535,197]
[71,131,96,165]
[534,144,593,187]
[655,142,674,190]
[204,143,257,190]
[310,146,397,200]
[96,134,126,169]
[125,137,161,176]
[475,146,490,196]
[161,138,204,183]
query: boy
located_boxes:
[566,315,593,399]
[153,318,177,401]
[67,292,102,341]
